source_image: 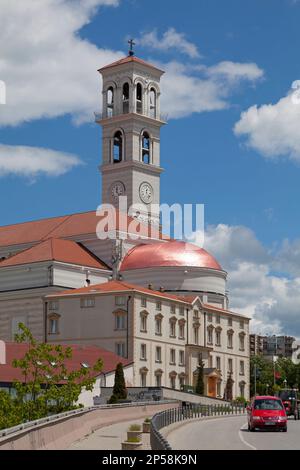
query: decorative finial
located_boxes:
[128,38,135,56]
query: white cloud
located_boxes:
[0,0,122,126]
[137,28,200,59]
[234,84,300,162]
[160,60,264,119]
[207,61,264,83]
[202,223,300,338]
[0,144,82,178]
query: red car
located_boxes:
[247,396,287,432]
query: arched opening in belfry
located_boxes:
[141,131,150,164]
[113,131,123,163]
[107,87,114,117]
[149,88,156,119]
[122,82,129,114]
[136,83,143,114]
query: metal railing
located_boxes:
[94,111,168,122]
[150,403,246,450]
[0,399,176,439]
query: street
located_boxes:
[166,416,300,450]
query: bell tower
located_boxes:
[96,46,165,226]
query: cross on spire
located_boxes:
[128,38,135,56]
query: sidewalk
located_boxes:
[68,418,151,450]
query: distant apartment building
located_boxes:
[249,334,263,356]
[262,335,295,360]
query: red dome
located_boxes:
[120,241,222,271]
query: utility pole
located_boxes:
[254,363,257,396]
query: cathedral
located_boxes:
[0,51,250,399]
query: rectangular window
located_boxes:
[228,358,233,373]
[227,333,233,348]
[216,356,221,370]
[156,301,162,311]
[141,297,147,308]
[240,360,245,375]
[49,318,58,335]
[80,297,95,308]
[207,313,213,323]
[155,346,162,363]
[239,335,245,351]
[207,328,213,345]
[193,310,199,319]
[140,373,146,387]
[170,322,176,338]
[140,315,147,332]
[216,314,221,324]
[179,350,185,366]
[115,296,126,306]
[115,315,126,330]
[170,376,176,389]
[216,330,221,346]
[228,317,233,327]
[140,344,147,360]
[239,320,244,329]
[170,304,176,314]
[11,316,26,339]
[49,301,59,311]
[170,349,176,365]
[179,306,184,316]
[155,318,162,335]
[115,343,126,358]
[155,374,161,387]
[179,323,185,339]
[194,327,199,345]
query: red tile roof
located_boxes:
[0,209,166,249]
[0,238,109,270]
[98,55,164,74]
[46,279,193,304]
[0,342,132,384]
[203,303,250,319]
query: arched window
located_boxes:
[122,82,129,113]
[136,83,143,114]
[149,88,156,118]
[107,87,114,118]
[113,131,123,163]
[141,131,150,164]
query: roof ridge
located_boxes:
[42,214,73,241]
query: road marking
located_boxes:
[238,423,257,450]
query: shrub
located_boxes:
[144,417,151,423]
[128,423,141,431]
[126,436,141,443]
[108,394,118,404]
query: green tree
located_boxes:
[109,362,127,403]
[225,372,234,401]
[195,361,205,395]
[0,323,103,429]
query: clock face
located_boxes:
[110,181,125,203]
[139,182,153,204]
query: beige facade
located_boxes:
[45,284,250,399]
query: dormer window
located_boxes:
[141,131,150,164]
[136,83,143,114]
[122,82,129,114]
[107,86,114,117]
[113,131,123,163]
[149,88,156,119]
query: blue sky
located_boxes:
[1,0,300,336]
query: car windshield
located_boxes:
[254,399,283,410]
[279,390,296,400]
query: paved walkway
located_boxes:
[68,418,151,450]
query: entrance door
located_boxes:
[208,376,217,397]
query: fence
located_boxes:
[0,399,176,438]
[150,403,246,450]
